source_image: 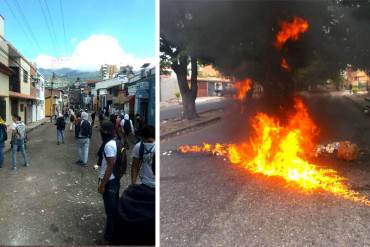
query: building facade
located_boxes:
[100,64,118,80]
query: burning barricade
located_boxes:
[178,97,370,206]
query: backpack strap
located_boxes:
[139,141,145,160]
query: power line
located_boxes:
[43,0,59,53]
[12,0,41,51]
[38,0,58,54]
[59,0,68,55]
[3,0,38,51]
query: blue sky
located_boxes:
[0,0,155,70]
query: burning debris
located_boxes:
[178,97,370,206]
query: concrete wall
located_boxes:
[160,76,180,102]
[0,39,8,66]
[20,59,30,95]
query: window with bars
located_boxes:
[23,69,28,83]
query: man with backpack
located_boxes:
[111,125,155,245]
[97,121,127,243]
[0,116,7,168]
[11,115,28,170]
[120,114,134,146]
[56,113,66,145]
[75,111,92,166]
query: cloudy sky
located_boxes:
[0,0,155,70]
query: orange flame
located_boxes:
[274,16,309,50]
[281,57,290,71]
[178,97,370,206]
[234,78,252,101]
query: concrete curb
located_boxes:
[161,116,221,140]
[4,119,48,153]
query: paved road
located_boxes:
[0,121,132,245]
[160,98,229,120]
[160,92,370,246]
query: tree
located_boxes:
[161,0,370,112]
[160,37,198,119]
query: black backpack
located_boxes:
[123,119,131,134]
[80,120,91,137]
[0,125,7,142]
[139,142,155,175]
[104,139,128,179]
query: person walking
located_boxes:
[11,115,28,170]
[91,111,96,127]
[0,116,7,168]
[69,110,75,131]
[110,125,155,245]
[56,113,66,145]
[97,121,121,243]
[120,114,134,146]
[75,112,92,166]
[134,113,144,142]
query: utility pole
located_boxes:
[50,72,55,123]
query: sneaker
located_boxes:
[12,167,16,171]
[57,142,59,145]
[24,163,29,167]
[75,160,83,164]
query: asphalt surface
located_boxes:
[160,98,229,120]
[0,121,132,245]
[160,92,370,246]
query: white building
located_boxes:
[32,71,45,121]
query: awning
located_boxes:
[9,91,37,100]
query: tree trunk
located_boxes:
[172,55,198,119]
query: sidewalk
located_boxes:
[343,91,370,110]
[4,118,49,153]
[160,96,225,108]
[161,109,223,140]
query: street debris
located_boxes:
[337,141,359,161]
[314,141,360,161]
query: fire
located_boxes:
[234,78,252,101]
[274,16,309,50]
[178,97,370,206]
[274,16,309,70]
[281,57,290,71]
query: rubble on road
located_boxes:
[314,141,360,161]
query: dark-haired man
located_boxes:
[11,115,28,171]
[131,125,155,188]
[97,121,120,243]
[112,125,155,245]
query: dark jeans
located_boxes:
[102,178,120,242]
[0,142,4,167]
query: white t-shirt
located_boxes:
[99,140,117,180]
[132,142,155,188]
[120,119,134,134]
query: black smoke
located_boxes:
[161,0,370,111]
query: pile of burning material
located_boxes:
[178,97,370,206]
[314,141,359,161]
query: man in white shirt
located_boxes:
[98,121,120,243]
[131,125,155,188]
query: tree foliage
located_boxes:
[161,0,370,108]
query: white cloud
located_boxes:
[33,34,154,71]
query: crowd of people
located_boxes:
[0,106,155,245]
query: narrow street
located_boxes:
[160,92,370,246]
[0,122,131,245]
